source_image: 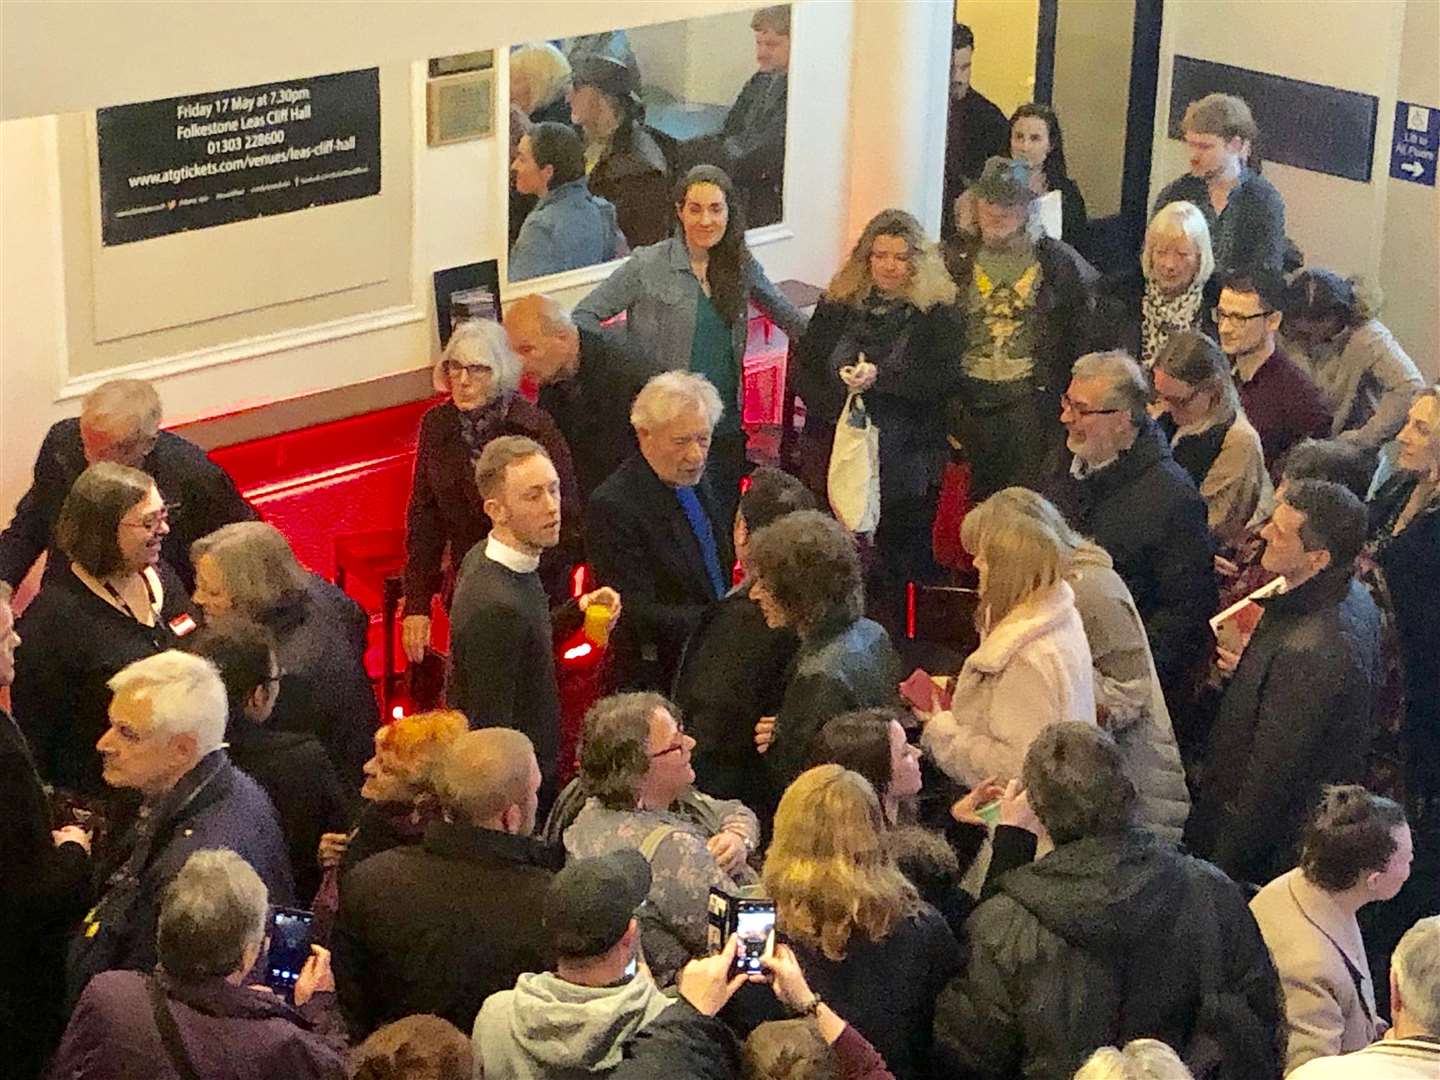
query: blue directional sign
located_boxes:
[1390,100,1438,186]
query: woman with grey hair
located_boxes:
[1152,329,1273,550]
[1100,200,1218,368]
[961,488,1189,843]
[563,691,760,985]
[191,521,378,790]
[50,849,346,1080]
[13,462,199,796]
[401,319,577,664]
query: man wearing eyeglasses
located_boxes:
[1216,271,1332,473]
[1059,351,1216,726]
[0,378,256,593]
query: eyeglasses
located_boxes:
[1155,383,1203,410]
[1211,307,1272,325]
[650,722,688,758]
[444,360,492,380]
[120,504,176,533]
[1060,393,1124,419]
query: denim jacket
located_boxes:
[509,179,622,282]
[573,237,808,395]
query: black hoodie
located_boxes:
[933,829,1283,1080]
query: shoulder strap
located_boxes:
[638,823,678,863]
[147,976,206,1080]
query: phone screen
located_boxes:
[733,901,776,975]
[265,907,315,999]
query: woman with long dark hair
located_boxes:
[575,164,808,520]
[1009,102,1088,254]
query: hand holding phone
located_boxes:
[264,907,316,1000]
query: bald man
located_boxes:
[0,379,255,591]
[506,295,663,499]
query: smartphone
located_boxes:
[264,906,315,1000]
[732,899,776,976]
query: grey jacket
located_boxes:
[1289,319,1423,449]
[1066,543,1190,842]
[509,179,622,282]
[573,236,809,393]
[473,969,671,1080]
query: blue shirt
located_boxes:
[509,179,622,282]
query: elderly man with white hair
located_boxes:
[66,650,293,1005]
[0,377,255,592]
[586,372,731,693]
[1058,350,1217,722]
[1288,915,1440,1079]
[401,320,578,665]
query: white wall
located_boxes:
[1151,0,1436,379]
[2,0,927,522]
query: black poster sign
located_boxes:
[97,68,382,246]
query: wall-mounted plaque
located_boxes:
[96,67,382,246]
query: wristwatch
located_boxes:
[796,993,823,1017]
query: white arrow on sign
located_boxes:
[1401,160,1424,177]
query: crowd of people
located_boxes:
[1,14,1437,1080]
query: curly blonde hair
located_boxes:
[374,709,469,797]
[826,209,957,312]
[763,765,918,961]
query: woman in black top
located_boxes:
[793,209,962,605]
[13,463,197,796]
[1009,102,1089,256]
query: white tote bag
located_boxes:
[827,391,881,534]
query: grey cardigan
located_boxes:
[1067,542,1190,842]
[573,236,809,398]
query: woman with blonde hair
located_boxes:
[509,42,572,126]
[921,507,1095,787]
[191,520,379,788]
[793,208,962,611]
[755,765,960,1080]
[962,488,1189,842]
[1102,201,1217,368]
[1073,1039,1194,1079]
[401,320,577,665]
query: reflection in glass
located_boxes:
[506,6,793,283]
[508,123,624,282]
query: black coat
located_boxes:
[1058,421,1217,697]
[934,829,1284,1080]
[586,455,733,693]
[1369,476,1440,810]
[672,582,797,819]
[261,575,380,793]
[590,123,672,249]
[793,297,965,505]
[13,561,198,795]
[1190,568,1382,885]
[0,421,255,592]
[720,70,788,226]
[609,1000,740,1080]
[727,905,961,1080]
[537,327,665,502]
[332,819,558,1038]
[446,544,582,803]
[225,722,353,904]
[766,614,903,795]
[403,396,577,614]
[0,710,92,1080]
[942,90,1010,238]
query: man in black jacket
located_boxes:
[505,294,663,501]
[1058,351,1217,723]
[1189,480,1381,886]
[332,727,558,1039]
[187,615,352,903]
[0,378,255,591]
[587,373,732,694]
[717,5,791,226]
[448,437,618,809]
[942,23,1010,239]
[673,468,813,821]
[934,723,1284,1080]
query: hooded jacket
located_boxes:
[923,581,1096,787]
[473,969,671,1080]
[933,829,1284,1080]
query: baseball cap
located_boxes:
[971,156,1036,207]
[544,849,652,959]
